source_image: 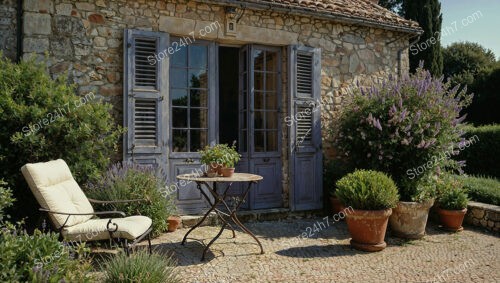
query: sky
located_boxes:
[440,0,500,59]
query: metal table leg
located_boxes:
[228,181,264,254]
[201,223,227,261]
[181,182,217,245]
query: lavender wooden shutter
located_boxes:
[288,45,323,211]
[123,29,169,176]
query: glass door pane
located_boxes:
[252,48,279,153]
[170,40,209,152]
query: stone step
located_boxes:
[180,208,324,228]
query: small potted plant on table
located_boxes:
[199,143,241,177]
[220,143,241,177]
[336,170,399,252]
[199,144,224,177]
[436,176,468,232]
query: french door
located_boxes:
[238,45,282,209]
[168,38,217,214]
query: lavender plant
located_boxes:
[87,162,175,237]
[334,65,473,201]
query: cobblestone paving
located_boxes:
[151,219,499,283]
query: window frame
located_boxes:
[168,38,217,157]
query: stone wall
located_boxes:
[465,201,500,233]
[19,0,411,207]
[0,0,18,61]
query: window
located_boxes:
[170,39,209,152]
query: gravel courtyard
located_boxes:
[150,219,499,283]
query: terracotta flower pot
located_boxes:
[167,215,181,232]
[208,163,222,175]
[329,196,345,215]
[437,208,467,232]
[389,199,434,239]
[345,208,392,252]
[221,167,235,177]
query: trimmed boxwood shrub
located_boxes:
[457,175,500,206]
[456,125,500,179]
[0,55,123,222]
[333,66,472,201]
[336,170,399,210]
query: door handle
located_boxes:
[263,157,270,162]
[184,158,194,163]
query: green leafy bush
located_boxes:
[333,66,472,201]
[456,125,500,179]
[0,180,14,221]
[336,170,399,210]
[457,175,500,205]
[102,251,179,283]
[0,224,92,282]
[0,55,123,221]
[437,188,468,210]
[87,162,175,237]
[436,177,469,210]
[324,158,354,197]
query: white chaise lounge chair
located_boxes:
[21,159,152,255]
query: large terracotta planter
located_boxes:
[345,208,392,252]
[329,196,344,215]
[389,199,434,239]
[437,208,467,232]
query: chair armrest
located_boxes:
[88,198,148,204]
[39,208,126,217]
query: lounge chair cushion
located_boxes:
[61,215,152,241]
[21,159,94,228]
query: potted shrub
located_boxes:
[336,170,399,252]
[436,177,468,232]
[333,66,472,239]
[219,143,241,177]
[389,179,436,239]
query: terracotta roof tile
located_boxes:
[232,0,421,33]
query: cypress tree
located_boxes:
[403,0,443,76]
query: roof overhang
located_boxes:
[199,0,423,35]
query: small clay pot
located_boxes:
[208,163,222,175]
[437,208,467,232]
[221,167,235,177]
[167,215,181,232]
[345,208,392,252]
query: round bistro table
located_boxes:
[176,173,264,261]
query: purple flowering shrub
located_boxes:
[334,66,472,201]
[87,162,176,237]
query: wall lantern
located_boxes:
[224,6,245,36]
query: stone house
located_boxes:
[0,0,421,214]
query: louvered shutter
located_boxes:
[288,45,323,211]
[123,29,168,173]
